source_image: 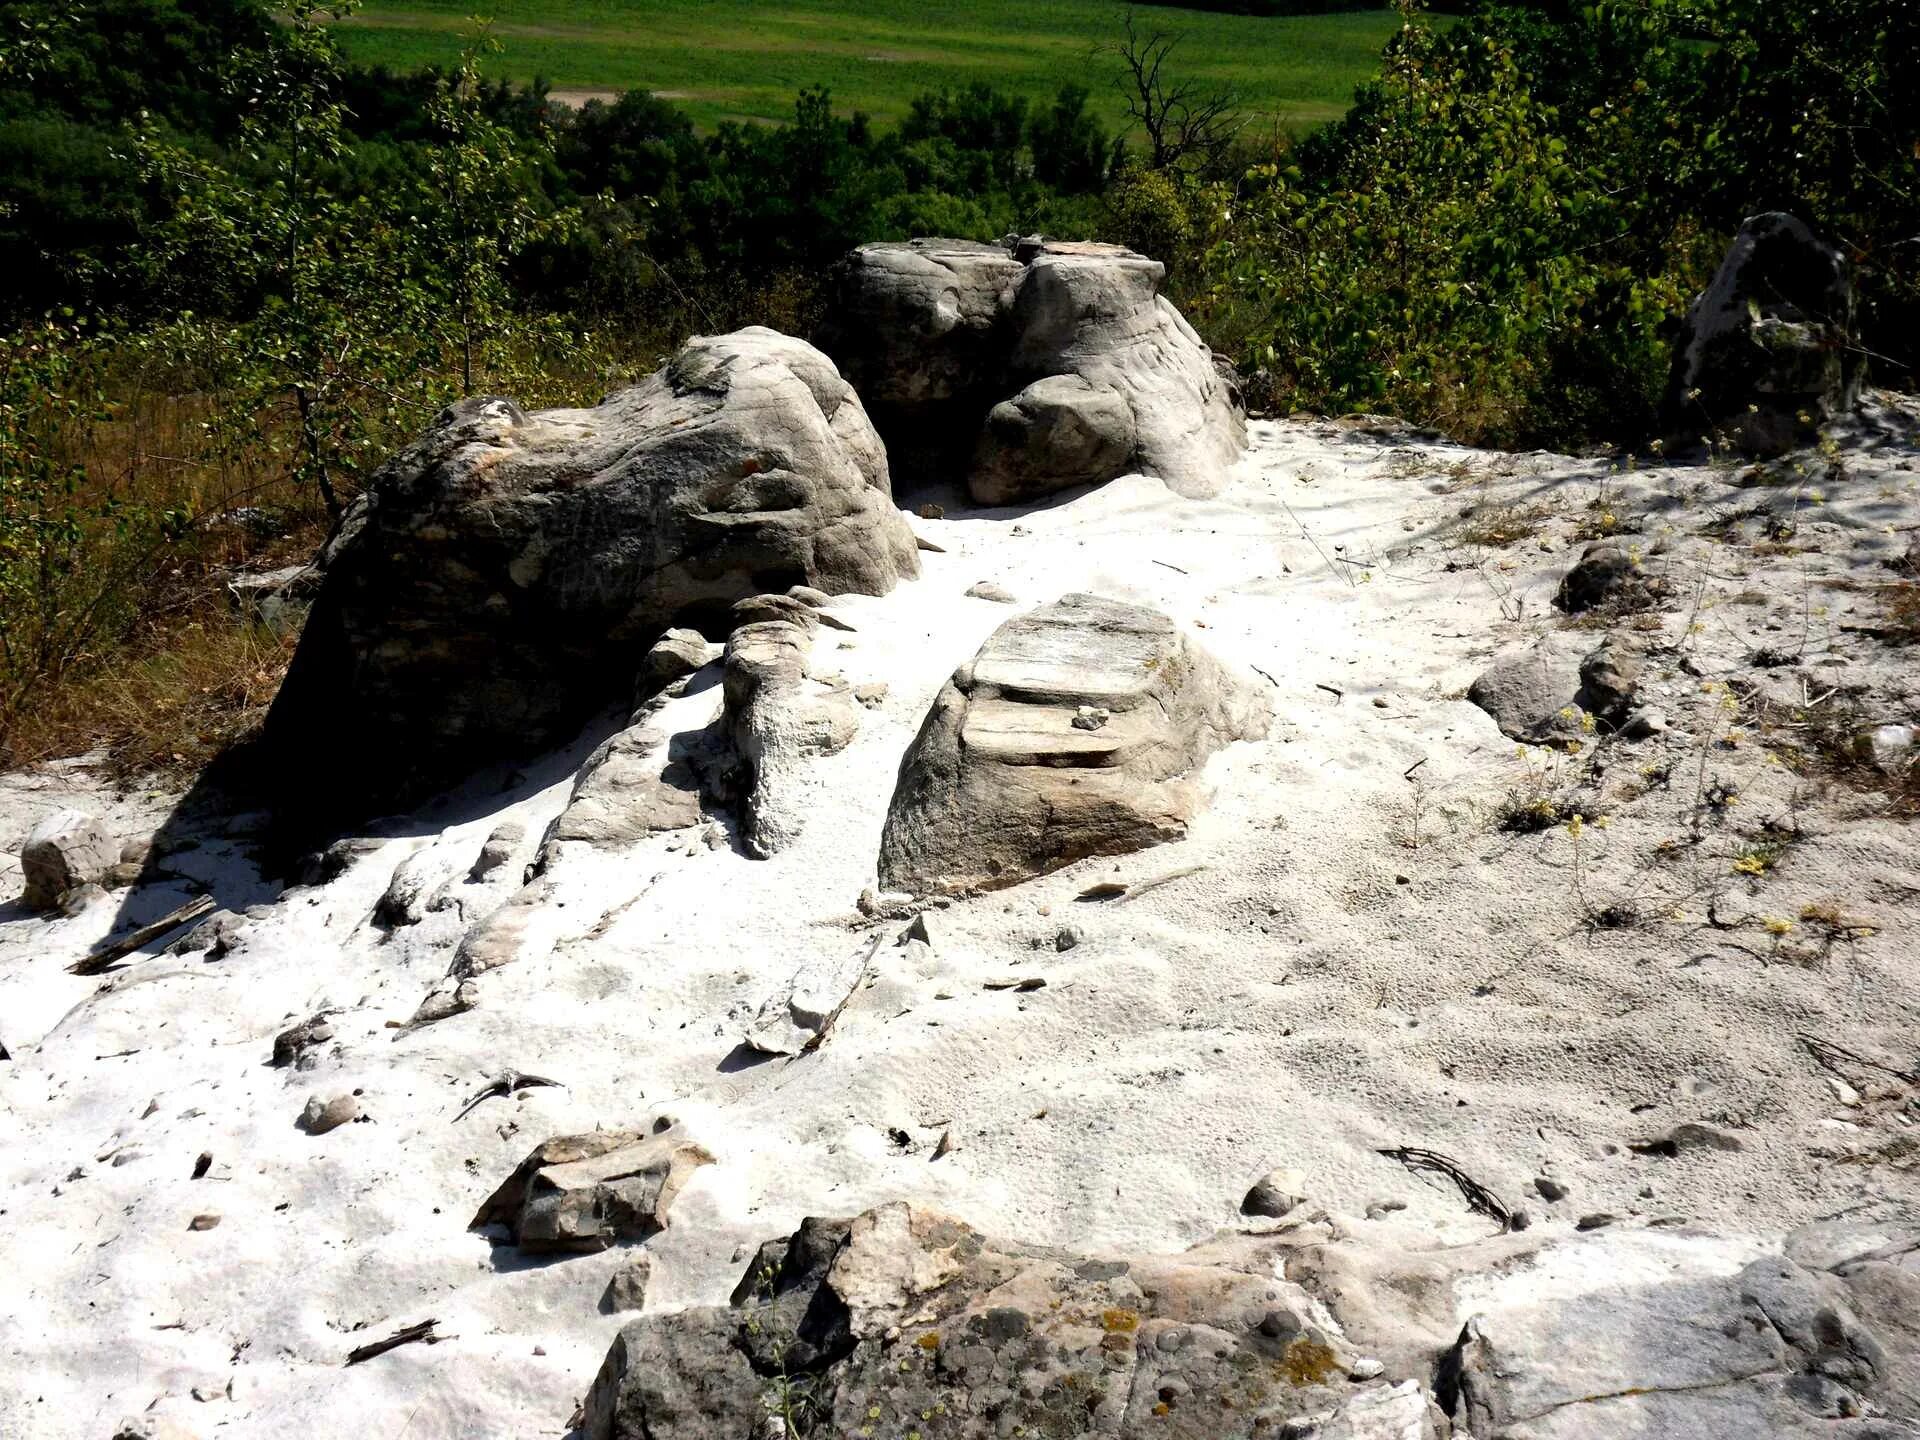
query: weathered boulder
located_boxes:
[19,809,116,911]
[818,237,1244,504]
[974,373,1137,505]
[261,327,917,830]
[1664,212,1862,456]
[634,628,717,708]
[1466,635,1590,743]
[472,1129,712,1255]
[878,594,1269,894]
[1554,540,1663,615]
[583,1202,1387,1440]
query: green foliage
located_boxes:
[1216,1,1698,442]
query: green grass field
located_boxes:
[339,0,1401,134]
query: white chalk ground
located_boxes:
[3,415,1918,1437]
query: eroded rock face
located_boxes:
[819,237,1245,503]
[262,327,917,830]
[1664,212,1862,456]
[583,1206,1920,1440]
[877,594,1269,894]
[471,1130,713,1255]
[583,1202,1398,1440]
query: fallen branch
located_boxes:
[345,1319,441,1366]
[70,896,216,975]
[1151,558,1190,575]
[1315,682,1344,700]
[1378,1146,1513,1227]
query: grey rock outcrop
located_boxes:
[261,327,917,829]
[1435,1220,1920,1437]
[471,1129,713,1255]
[878,594,1269,894]
[818,237,1244,504]
[1664,212,1862,456]
[20,808,115,911]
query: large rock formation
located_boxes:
[1663,212,1862,456]
[261,327,917,829]
[877,594,1270,894]
[818,237,1245,504]
[581,1203,1920,1440]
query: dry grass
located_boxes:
[1452,499,1553,549]
[5,614,298,780]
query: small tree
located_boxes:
[134,0,441,520]
[421,23,557,396]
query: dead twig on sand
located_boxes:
[453,1070,565,1122]
[1378,1146,1514,1227]
[345,1319,442,1366]
[1800,1034,1919,1088]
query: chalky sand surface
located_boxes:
[5,410,1920,1436]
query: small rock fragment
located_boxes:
[902,911,933,947]
[965,581,1016,604]
[601,1253,653,1313]
[1241,1168,1308,1219]
[1555,540,1662,614]
[187,1213,221,1232]
[1868,723,1916,774]
[272,1012,335,1069]
[299,1093,361,1135]
[1575,1212,1617,1231]
[1630,1122,1744,1157]
[1534,1176,1569,1202]
[853,682,889,709]
[1071,705,1110,731]
[1053,923,1085,952]
[192,1152,213,1180]
[474,1131,713,1253]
